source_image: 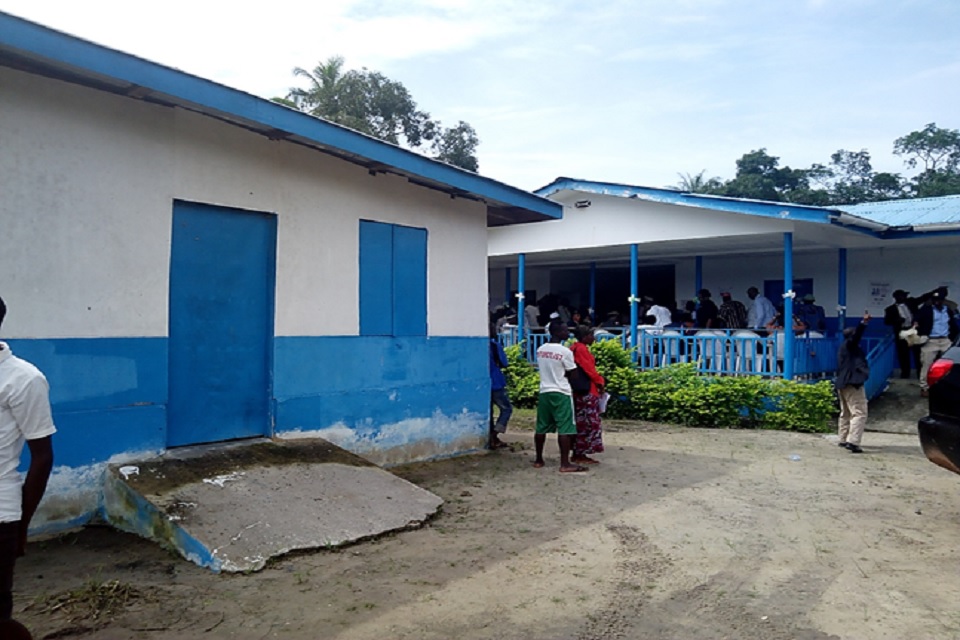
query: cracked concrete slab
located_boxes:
[101,439,443,572]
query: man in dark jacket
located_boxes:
[916,290,959,396]
[884,289,922,379]
[835,312,871,453]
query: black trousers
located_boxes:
[0,521,18,619]
[894,336,920,377]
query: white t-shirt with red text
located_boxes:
[536,342,576,396]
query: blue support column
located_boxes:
[504,267,512,305]
[630,245,639,361]
[838,248,848,332]
[517,254,526,341]
[695,255,703,297]
[589,261,597,324]
[783,233,794,380]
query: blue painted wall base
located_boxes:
[7,335,489,530]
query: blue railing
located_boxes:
[498,327,894,393]
[498,325,549,362]
[863,335,896,400]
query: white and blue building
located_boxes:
[0,12,560,534]
[489,178,960,388]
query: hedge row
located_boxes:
[504,340,835,433]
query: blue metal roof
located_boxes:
[0,11,561,227]
[537,177,960,238]
[536,177,839,224]
[838,195,960,227]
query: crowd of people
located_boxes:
[489,318,606,472]
[492,286,831,340]
[488,283,960,467]
[883,286,959,396]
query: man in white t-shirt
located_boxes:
[0,296,55,624]
[645,297,673,331]
[533,320,586,473]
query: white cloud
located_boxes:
[3,0,957,191]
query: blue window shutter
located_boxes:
[359,220,394,335]
[392,225,428,336]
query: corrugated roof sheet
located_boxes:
[839,195,960,227]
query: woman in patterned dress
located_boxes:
[571,326,605,464]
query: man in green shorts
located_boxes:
[533,319,587,472]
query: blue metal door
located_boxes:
[168,201,276,447]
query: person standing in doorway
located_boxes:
[532,320,586,473]
[0,296,56,629]
[835,312,871,453]
[488,323,512,449]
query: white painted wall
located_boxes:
[489,244,960,320]
[0,67,488,339]
[686,245,959,317]
[488,192,792,256]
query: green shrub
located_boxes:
[590,339,634,371]
[504,343,539,408]
[761,379,835,433]
[499,339,835,433]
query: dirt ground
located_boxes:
[14,419,960,640]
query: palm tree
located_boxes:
[676,170,722,193]
[287,56,346,120]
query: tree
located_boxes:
[676,170,723,193]
[910,169,960,198]
[719,149,811,202]
[894,123,960,198]
[821,149,905,204]
[431,121,479,172]
[680,124,960,205]
[893,123,960,173]
[275,56,480,171]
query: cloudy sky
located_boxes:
[2,0,957,191]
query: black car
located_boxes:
[918,339,960,475]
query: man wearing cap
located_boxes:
[916,290,959,396]
[695,289,719,329]
[718,291,747,330]
[796,294,826,333]
[884,289,922,379]
[746,286,776,332]
[935,286,958,314]
[0,296,56,628]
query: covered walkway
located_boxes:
[489,179,960,389]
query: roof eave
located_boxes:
[0,11,561,227]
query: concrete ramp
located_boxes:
[868,377,927,435]
[101,439,443,573]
